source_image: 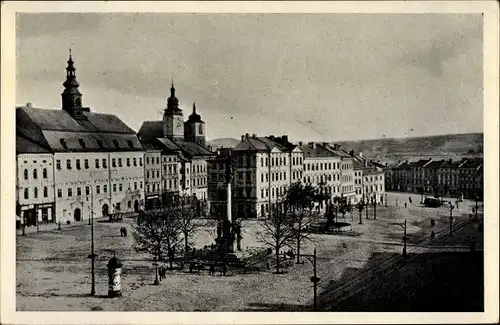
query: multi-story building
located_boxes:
[16,53,145,224]
[299,142,342,203]
[387,160,411,192]
[143,147,163,209]
[347,151,385,204]
[437,159,463,196]
[138,84,212,212]
[409,159,433,193]
[322,144,356,203]
[207,148,233,218]
[457,158,483,199]
[16,135,55,227]
[422,160,446,195]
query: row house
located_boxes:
[348,151,385,204]
[137,84,212,213]
[16,54,145,225]
[299,142,342,204]
[386,157,483,199]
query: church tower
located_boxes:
[184,102,206,147]
[61,50,86,120]
[162,82,184,141]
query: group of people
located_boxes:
[120,226,127,237]
[188,261,228,276]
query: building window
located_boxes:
[128,201,132,208]
[103,159,107,168]
[24,188,29,199]
[133,158,137,166]
[127,158,130,167]
[67,159,72,170]
[146,171,150,178]
[96,185,101,194]
[95,159,100,169]
[77,187,82,196]
[76,159,81,170]
[86,186,90,196]
[113,184,117,192]
[57,189,62,198]
[140,181,143,189]
[42,168,48,179]
[23,169,28,180]
[43,186,48,197]
[156,157,160,164]
[134,182,137,190]
[146,157,150,165]
[139,158,143,166]
[112,158,116,167]
[84,159,89,169]
[118,158,122,167]
[103,184,108,193]
[68,188,72,197]
[56,160,61,170]
[119,183,123,192]
[33,187,38,199]
[60,139,68,149]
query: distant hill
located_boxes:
[207,138,240,149]
[207,133,483,164]
[335,133,483,164]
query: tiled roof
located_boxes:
[440,160,462,168]
[173,139,212,158]
[17,106,143,153]
[424,160,446,168]
[412,159,433,168]
[138,121,163,141]
[460,159,483,169]
[299,143,338,159]
[234,137,270,152]
[16,135,52,154]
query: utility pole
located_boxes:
[87,184,97,296]
[300,248,320,311]
[389,219,407,260]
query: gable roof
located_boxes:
[17,106,143,153]
[16,135,52,154]
[300,143,338,159]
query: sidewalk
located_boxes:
[16,211,139,236]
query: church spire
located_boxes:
[166,77,181,113]
[61,49,84,118]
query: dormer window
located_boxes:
[127,140,134,148]
[113,140,120,148]
[78,139,86,148]
[97,140,104,149]
[60,139,68,149]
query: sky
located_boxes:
[16,13,483,142]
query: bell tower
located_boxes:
[162,81,184,141]
[61,49,85,120]
[185,101,206,147]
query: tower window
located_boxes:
[78,139,86,148]
[198,124,203,135]
[60,139,68,149]
[113,140,120,148]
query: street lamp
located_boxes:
[85,183,97,296]
[300,248,319,311]
[389,219,407,260]
[153,255,160,285]
[373,199,377,220]
[449,204,454,236]
[357,201,363,225]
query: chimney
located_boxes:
[26,102,32,107]
[298,141,303,147]
[241,135,245,141]
[245,133,249,139]
[322,142,329,147]
[398,160,401,164]
[405,160,408,164]
[448,159,452,164]
[252,134,257,139]
[364,160,367,167]
[269,135,275,140]
[283,135,289,143]
[349,150,354,156]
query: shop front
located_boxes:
[145,195,162,210]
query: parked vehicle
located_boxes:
[424,197,443,208]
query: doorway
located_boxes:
[74,208,81,221]
[102,204,109,218]
[134,200,139,213]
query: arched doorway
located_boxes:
[134,200,139,213]
[74,208,81,221]
[102,204,109,218]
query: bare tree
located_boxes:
[286,182,321,264]
[257,198,295,274]
[172,195,201,260]
[132,208,182,269]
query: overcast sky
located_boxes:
[16,13,483,142]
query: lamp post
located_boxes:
[153,255,159,285]
[357,201,363,225]
[373,199,377,220]
[85,183,97,296]
[300,248,319,311]
[449,204,454,236]
[389,219,407,260]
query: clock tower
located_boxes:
[162,82,184,141]
[61,50,86,120]
[184,102,206,147]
